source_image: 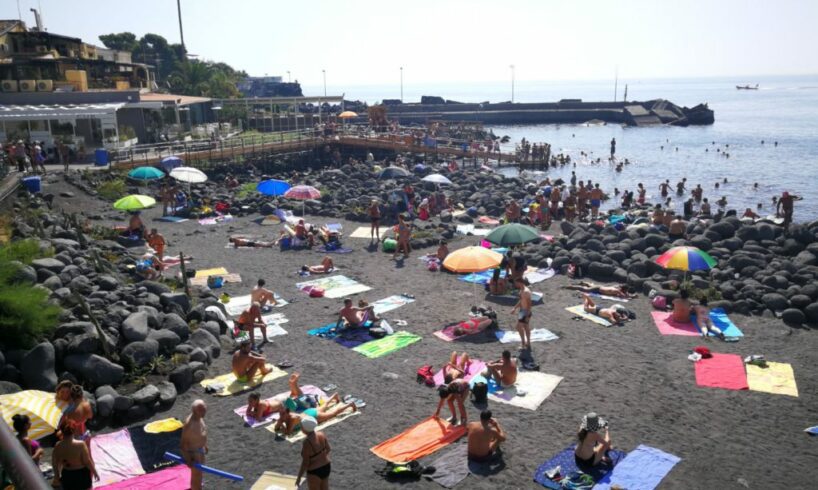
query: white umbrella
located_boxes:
[422,173,453,185]
[170,167,208,184]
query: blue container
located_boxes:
[94,148,109,166]
[21,176,41,193]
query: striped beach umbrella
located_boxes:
[0,390,67,440]
[655,246,717,272]
[284,185,321,216]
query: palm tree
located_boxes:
[168,61,212,96]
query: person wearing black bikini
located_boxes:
[574,412,612,470]
[296,416,331,489]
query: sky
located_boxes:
[4,0,817,92]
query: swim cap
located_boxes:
[301,416,318,433]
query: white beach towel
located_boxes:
[488,371,563,411]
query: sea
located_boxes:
[303,75,818,221]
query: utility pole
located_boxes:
[623,84,628,102]
[400,66,403,102]
[613,65,618,102]
[322,69,326,97]
[509,65,515,103]
[177,0,186,53]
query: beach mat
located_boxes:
[97,465,190,490]
[694,353,748,390]
[594,444,680,490]
[231,316,289,343]
[459,269,497,284]
[371,295,416,315]
[534,444,626,488]
[455,224,492,236]
[307,323,377,348]
[266,409,360,443]
[142,418,183,434]
[651,311,699,336]
[565,305,613,326]
[233,385,326,428]
[91,429,145,487]
[350,226,391,238]
[156,216,188,223]
[525,268,556,284]
[371,416,467,463]
[128,426,183,473]
[495,328,559,344]
[249,471,299,490]
[696,308,744,337]
[352,331,421,358]
[588,292,630,302]
[200,364,286,396]
[194,267,229,278]
[433,357,487,387]
[223,293,288,316]
[296,274,372,299]
[487,371,563,411]
[746,361,799,397]
[425,443,470,488]
[190,272,241,287]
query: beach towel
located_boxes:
[746,361,799,397]
[158,255,191,269]
[194,267,229,278]
[488,291,544,303]
[235,322,289,343]
[350,226,391,238]
[456,224,492,236]
[458,269,499,284]
[307,322,377,348]
[478,216,500,225]
[805,426,818,435]
[128,426,183,473]
[352,331,422,358]
[651,311,699,336]
[156,216,188,223]
[433,357,487,387]
[197,214,233,225]
[587,292,630,302]
[487,371,563,411]
[371,295,416,315]
[371,416,467,463]
[316,245,354,253]
[697,308,744,337]
[594,445,680,490]
[250,471,299,490]
[296,274,372,299]
[565,305,613,326]
[223,293,288,316]
[525,268,556,284]
[200,364,287,396]
[533,444,626,488]
[694,353,748,390]
[495,328,559,344]
[274,410,360,443]
[97,465,190,490]
[425,443,470,488]
[190,272,242,287]
[433,318,493,342]
[91,429,145,487]
[143,418,183,434]
[233,385,326,427]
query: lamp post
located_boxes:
[509,64,515,103]
[400,66,404,102]
[287,71,291,83]
[322,69,326,97]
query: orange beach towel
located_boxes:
[370,416,467,463]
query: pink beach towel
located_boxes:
[233,385,326,427]
[97,465,190,490]
[651,311,699,336]
[694,353,749,390]
[432,358,487,387]
[91,429,145,487]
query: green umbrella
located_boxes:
[113,194,156,211]
[485,223,540,247]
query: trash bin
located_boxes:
[21,176,41,193]
[94,148,109,166]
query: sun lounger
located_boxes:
[371,416,467,463]
[694,353,748,390]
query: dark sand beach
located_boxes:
[45,178,818,489]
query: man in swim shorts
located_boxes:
[236,302,269,349]
[582,294,627,324]
[510,277,533,350]
[467,410,506,462]
[251,279,278,309]
[232,339,271,382]
[589,184,603,219]
[564,281,636,299]
[485,350,517,388]
[181,400,208,490]
[338,298,379,328]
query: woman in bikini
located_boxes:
[59,385,93,449]
[296,417,332,489]
[574,412,612,471]
[442,352,471,383]
[12,414,43,464]
[273,374,357,436]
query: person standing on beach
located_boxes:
[777,191,802,229]
[393,214,412,259]
[589,184,603,219]
[510,277,533,350]
[368,199,381,242]
[296,416,332,490]
[610,138,616,158]
[659,180,671,198]
[181,400,208,490]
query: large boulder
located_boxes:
[63,354,124,386]
[161,313,190,341]
[761,292,788,312]
[781,308,805,326]
[21,342,57,391]
[147,329,182,355]
[587,262,615,279]
[31,258,65,274]
[121,340,159,368]
[122,311,150,343]
[160,293,191,313]
[139,280,171,296]
[96,394,115,417]
[66,333,101,356]
[168,364,193,393]
[156,381,177,406]
[189,329,221,359]
[131,384,160,405]
[708,221,736,240]
[8,261,37,285]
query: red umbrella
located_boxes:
[284,185,321,216]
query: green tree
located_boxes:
[98,32,138,52]
[168,60,212,96]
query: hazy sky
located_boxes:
[4,0,817,90]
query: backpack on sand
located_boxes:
[416,365,435,386]
[376,460,431,481]
[472,382,488,403]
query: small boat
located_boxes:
[736,84,759,90]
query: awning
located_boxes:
[0,103,125,121]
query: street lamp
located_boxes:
[322,69,326,97]
[509,64,515,103]
[287,71,291,83]
[400,66,404,102]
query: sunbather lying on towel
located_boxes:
[442,352,472,383]
[302,256,335,274]
[575,412,612,470]
[338,298,379,328]
[273,375,357,436]
[434,379,470,426]
[485,350,517,388]
[245,373,311,420]
[229,236,274,248]
[251,279,278,309]
[582,294,628,324]
[564,281,637,299]
[450,316,495,337]
[692,298,726,340]
[232,339,272,382]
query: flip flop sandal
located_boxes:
[395,320,408,327]
[354,399,366,408]
[402,293,416,299]
[343,394,355,403]
[276,360,294,369]
[321,384,337,392]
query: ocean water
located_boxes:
[312,75,818,221]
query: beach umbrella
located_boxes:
[160,155,183,171]
[422,173,453,185]
[113,194,156,211]
[485,223,539,247]
[284,185,321,216]
[257,179,291,197]
[127,166,165,181]
[0,390,67,440]
[338,111,358,119]
[378,167,411,179]
[443,246,503,298]
[170,166,208,184]
[655,246,717,272]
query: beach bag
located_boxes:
[383,238,397,252]
[207,276,224,289]
[561,472,595,489]
[651,295,667,310]
[369,327,387,339]
[471,382,488,404]
[377,461,426,481]
[694,346,713,359]
[308,287,325,298]
[416,365,435,386]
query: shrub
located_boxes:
[0,283,61,348]
[235,182,256,199]
[0,238,49,264]
[98,178,127,201]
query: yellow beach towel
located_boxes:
[144,417,184,434]
[200,365,286,396]
[266,410,360,443]
[194,267,229,278]
[746,361,799,397]
[565,305,613,327]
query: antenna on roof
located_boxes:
[177,0,186,53]
[16,0,22,21]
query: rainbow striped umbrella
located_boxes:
[655,246,717,272]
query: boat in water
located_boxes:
[736,84,759,90]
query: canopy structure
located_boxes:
[0,103,125,121]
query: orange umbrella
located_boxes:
[443,246,503,273]
[338,111,358,119]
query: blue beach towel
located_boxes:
[533,445,625,488]
[805,426,818,435]
[691,307,744,338]
[459,270,503,284]
[307,321,374,348]
[157,215,188,223]
[594,445,680,490]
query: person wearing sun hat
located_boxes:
[296,416,332,489]
[574,412,612,471]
